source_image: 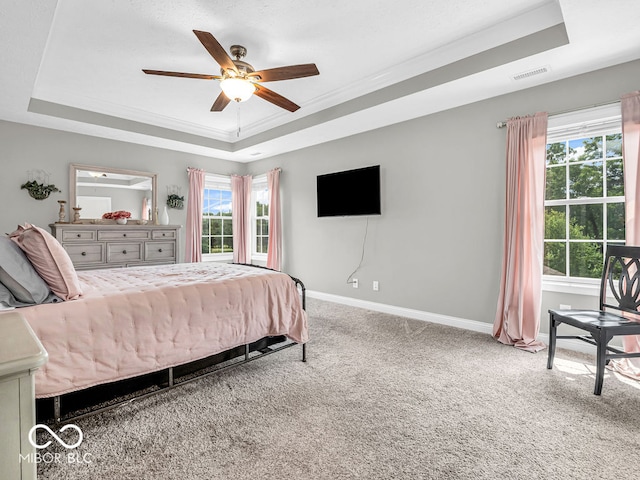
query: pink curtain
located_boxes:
[611,91,640,379]
[494,112,548,353]
[266,168,282,271]
[184,168,205,263]
[231,175,252,264]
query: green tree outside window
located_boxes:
[544,133,624,279]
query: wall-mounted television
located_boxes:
[317,165,381,217]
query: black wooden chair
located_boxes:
[547,245,640,395]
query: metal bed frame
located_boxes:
[42,265,307,424]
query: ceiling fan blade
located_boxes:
[253,84,300,112]
[249,64,319,82]
[142,69,220,80]
[211,91,232,112]
[193,30,237,73]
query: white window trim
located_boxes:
[543,103,623,295]
[547,103,621,142]
[542,277,600,296]
[251,174,268,261]
[202,174,233,262]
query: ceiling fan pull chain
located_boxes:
[237,103,241,138]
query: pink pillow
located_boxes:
[10,224,82,301]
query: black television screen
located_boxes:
[317,165,381,217]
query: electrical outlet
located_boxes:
[353,278,358,289]
[373,280,379,291]
[559,304,571,310]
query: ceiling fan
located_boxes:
[143,30,319,112]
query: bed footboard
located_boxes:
[288,274,307,362]
[234,263,307,362]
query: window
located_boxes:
[544,129,624,280]
[202,175,233,259]
[252,176,269,257]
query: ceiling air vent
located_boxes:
[511,66,550,81]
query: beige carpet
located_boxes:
[37,298,640,479]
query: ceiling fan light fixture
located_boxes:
[220,77,256,102]
[143,31,319,112]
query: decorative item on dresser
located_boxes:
[160,205,170,225]
[49,223,180,270]
[57,200,67,223]
[102,210,131,225]
[72,206,82,224]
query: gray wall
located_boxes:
[0,123,243,261]
[2,59,638,329]
[246,59,640,328]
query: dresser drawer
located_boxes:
[65,243,104,265]
[106,243,143,263]
[98,230,150,241]
[151,230,177,240]
[62,230,97,242]
[144,241,176,262]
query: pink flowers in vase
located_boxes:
[102,210,132,224]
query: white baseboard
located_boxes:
[306,290,596,356]
[307,290,494,334]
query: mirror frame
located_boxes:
[69,163,158,223]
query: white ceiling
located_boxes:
[2,0,640,162]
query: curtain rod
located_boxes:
[496,99,621,128]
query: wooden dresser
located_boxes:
[50,223,181,270]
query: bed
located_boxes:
[12,261,308,420]
[1,224,308,421]
[22,261,308,394]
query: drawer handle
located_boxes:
[162,233,166,237]
[77,234,81,238]
[122,250,127,255]
[123,234,127,237]
[81,252,87,256]
[158,248,163,253]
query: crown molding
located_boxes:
[30,86,234,141]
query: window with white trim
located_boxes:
[544,106,623,281]
[252,176,269,258]
[202,174,233,260]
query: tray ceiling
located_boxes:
[2,0,640,162]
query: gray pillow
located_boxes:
[0,236,52,304]
[0,281,26,308]
[0,281,61,308]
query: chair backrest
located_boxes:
[600,245,640,314]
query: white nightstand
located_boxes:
[0,312,48,480]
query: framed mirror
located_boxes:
[69,164,157,223]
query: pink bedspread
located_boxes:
[17,263,308,398]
